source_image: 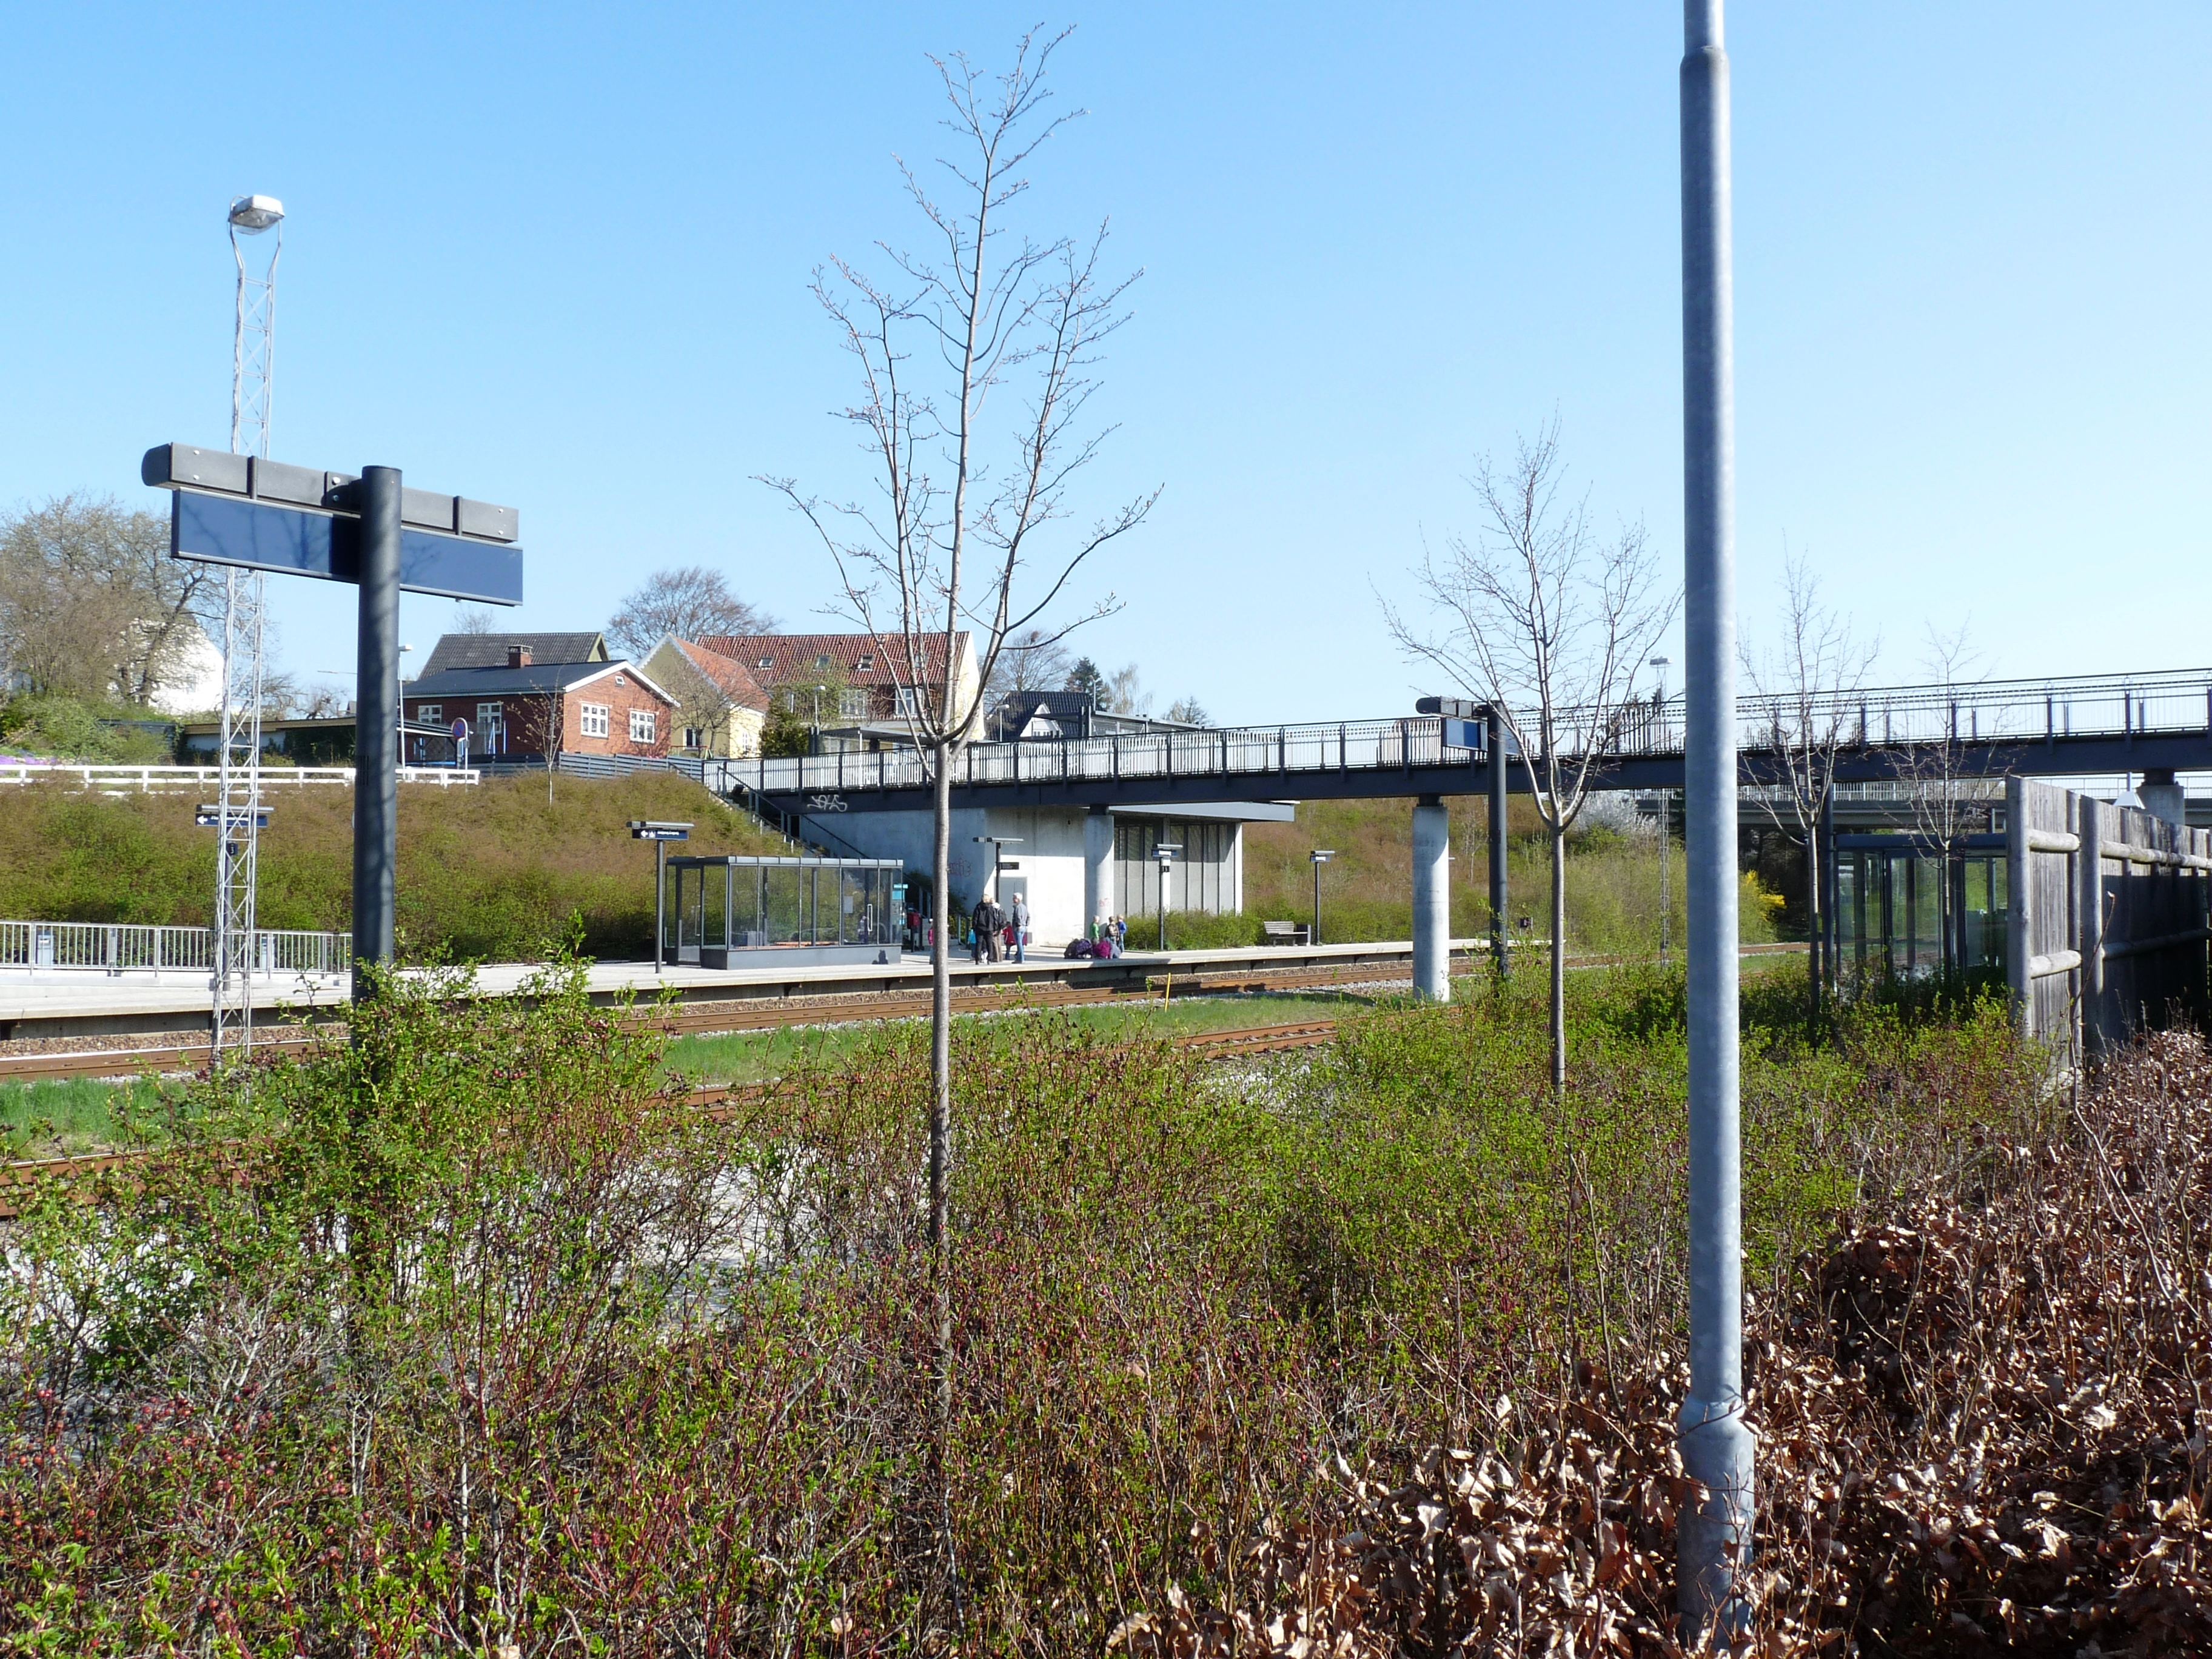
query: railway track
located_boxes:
[1,1016,1344,1213]
[0,962,1395,1087]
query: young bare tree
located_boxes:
[1382,421,1677,1089]
[605,566,777,659]
[1740,552,1879,1016]
[764,30,1153,1433]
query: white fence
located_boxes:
[0,919,351,979]
[0,765,480,792]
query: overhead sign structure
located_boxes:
[197,804,272,830]
[146,446,523,990]
[145,445,522,605]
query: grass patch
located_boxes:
[0,1074,168,1159]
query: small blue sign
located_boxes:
[173,492,523,605]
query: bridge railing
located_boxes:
[716,668,2212,800]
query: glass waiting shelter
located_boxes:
[1835,833,2008,979]
[662,854,905,970]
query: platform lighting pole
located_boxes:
[1310,848,1335,948]
[213,193,283,1071]
[1651,656,1673,965]
[1487,708,1508,983]
[1156,843,1182,951]
[1679,0,1754,1638]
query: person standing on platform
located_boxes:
[1010,893,1031,963]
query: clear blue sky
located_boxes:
[3,4,2207,724]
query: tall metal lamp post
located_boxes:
[1679,0,1754,1637]
[1650,654,1672,965]
[1309,848,1335,947]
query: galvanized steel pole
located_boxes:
[351,467,401,987]
[1488,706,1509,983]
[1678,0,1754,1637]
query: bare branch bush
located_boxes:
[1741,551,1880,1014]
[760,28,1156,1443]
[1900,622,1996,977]
[1381,420,1677,1088]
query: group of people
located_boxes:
[968,891,1031,964]
[965,896,1130,964]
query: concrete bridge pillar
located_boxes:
[1412,794,1450,1000]
[1084,806,1114,936]
[2140,768,2186,828]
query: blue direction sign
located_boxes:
[163,464,523,605]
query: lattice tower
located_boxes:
[213,201,282,1068]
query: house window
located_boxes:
[629,708,655,744]
[757,657,774,671]
[416,704,440,724]
[614,674,626,687]
[580,703,610,738]
[895,686,921,719]
[683,726,705,750]
[814,654,831,671]
[856,654,873,671]
[839,689,869,720]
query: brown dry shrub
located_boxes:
[1118,1030,2212,1657]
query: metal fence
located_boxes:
[0,764,479,792]
[0,919,351,978]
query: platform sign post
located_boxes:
[631,820,692,973]
[144,443,522,999]
[452,717,468,768]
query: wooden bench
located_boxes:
[1262,920,1310,947]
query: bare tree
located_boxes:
[1382,421,1677,1089]
[763,30,1154,1437]
[985,623,1073,702]
[452,605,495,635]
[1900,622,1994,979]
[605,566,777,658]
[1165,694,1209,726]
[1741,552,1879,1016]
[0,495,215,705]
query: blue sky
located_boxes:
[2,3,2207,724]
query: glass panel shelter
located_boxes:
[663,855,905,969]
[1835,833,2008,979]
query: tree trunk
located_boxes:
[1806,817,1823,1021]
[929,738,954,1432]
[1550,821,1567,1092]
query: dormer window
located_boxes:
[814,654,831,671]
[856,654,873,671]
[757,657,773,671]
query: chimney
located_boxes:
[507,643,531,668]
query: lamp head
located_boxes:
[228,195,284,232]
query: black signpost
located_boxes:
[629,820,693,973]
[144,444,523,998]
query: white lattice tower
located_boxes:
[213,197,283,1068]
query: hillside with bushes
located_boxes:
[0,771,789,961]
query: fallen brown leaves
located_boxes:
[1114,1030,2212,1657]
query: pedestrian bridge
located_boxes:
[714,666,2212,819]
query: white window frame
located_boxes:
[580,702,611,739]
[416,704,440,724]
[628,708,655,744]
[838,688,869,720]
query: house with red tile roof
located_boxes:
[640,635,771,757]
[700,631,980,731]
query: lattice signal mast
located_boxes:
[213,193,283,1069]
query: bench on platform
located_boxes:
[1262,920,1310,947]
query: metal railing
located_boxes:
[0,919,351,978]
[706,667,2212,801]
[0,764,480,791]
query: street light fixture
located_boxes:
[1154,842,1182,951]
[227,195,284,232]
[1310,849,1335,947]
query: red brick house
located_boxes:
[402,644,679,760]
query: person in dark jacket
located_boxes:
[973,895,1003,963]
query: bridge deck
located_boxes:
[724,667,2212,814]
